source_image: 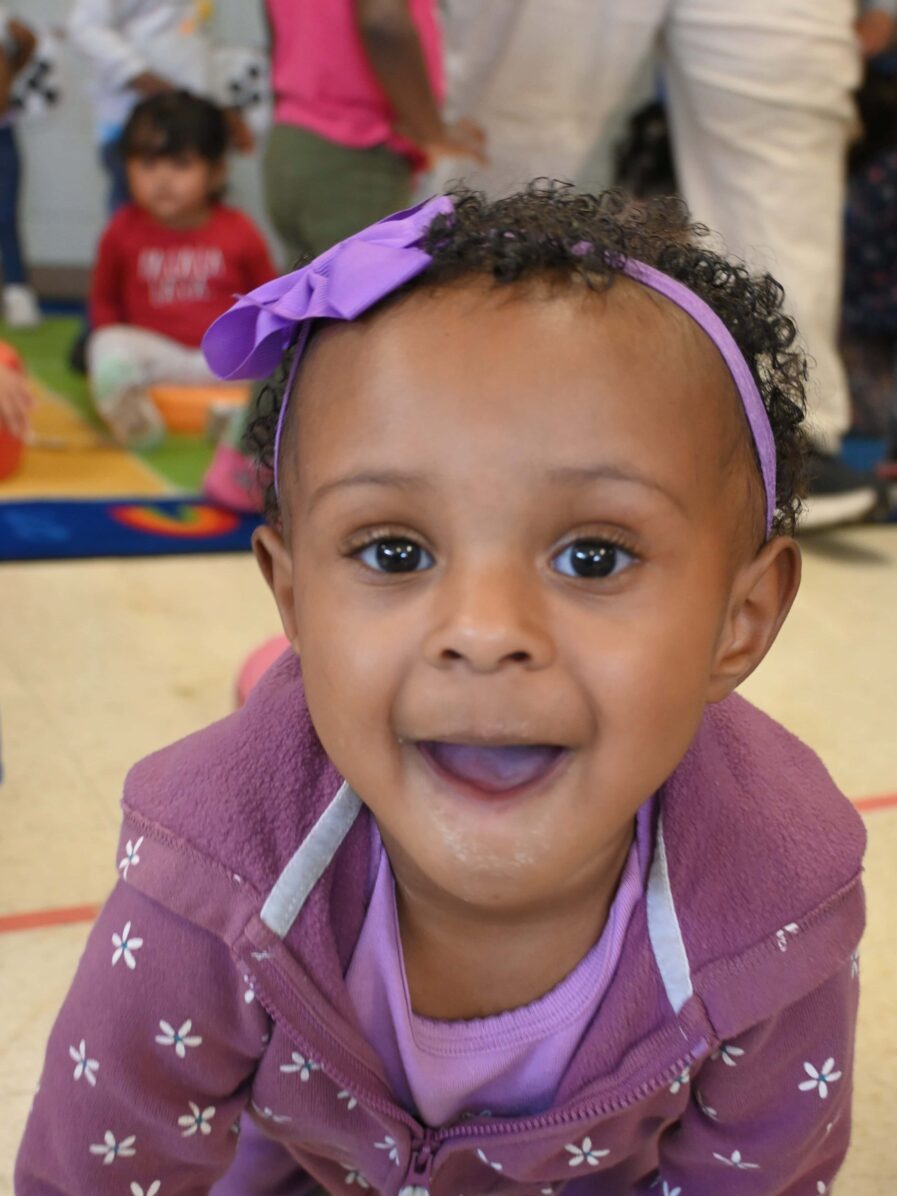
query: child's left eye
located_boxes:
[356,538,435,574]
[551,539,635,579]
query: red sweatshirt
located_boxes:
[90,203,276,348]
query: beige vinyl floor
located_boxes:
[1,526,895,1193]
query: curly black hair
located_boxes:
[246,182,808,535]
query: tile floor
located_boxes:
[1,526,895,1192]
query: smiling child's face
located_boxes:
[257,278,799,923]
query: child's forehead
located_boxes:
[283,277,756,533]
[296,276,738,438]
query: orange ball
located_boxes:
[0,341,24,373]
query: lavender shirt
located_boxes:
[347,797,655,1126]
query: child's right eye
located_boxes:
[356,538,435,574]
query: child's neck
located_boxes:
[392,824,634,1021]
[146,203,215,232]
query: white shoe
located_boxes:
[2,284,42,329]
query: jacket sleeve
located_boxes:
[656,957,859,1194]
[14,879,271,1194]
[67,0,148,91]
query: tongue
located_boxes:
[421,742,563,793]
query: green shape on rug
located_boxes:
[1,315,214,492]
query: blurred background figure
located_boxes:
[67,0,254,214]
[202,0,487,511]
[87,90,274,448]
[842,3,897,481]
[0,7,41,328]
[439,0,884,529]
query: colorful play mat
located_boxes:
[0,317,261,560]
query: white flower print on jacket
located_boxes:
[118,836,144,879]
[178,1101,215,1136]
[88,1129,136,1163]
[799,1058,842,1098]
[111,921,143,969]
[131,1184,161,1196]
[155,1018,202,1057]
[68,1039,98,1086]
[280,1051,319,1080]
[564,1137,610,1167]
[712,1041,745,1067]
[713,1148,760,1169]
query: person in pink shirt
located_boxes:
[203,0,486,512]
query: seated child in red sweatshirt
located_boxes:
[87,90,275,447]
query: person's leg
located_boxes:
[664,0,858,456]
[263,122,412,265]
[0,125,26,284]
[0,124,41,327]
[87,325,215,447]
[99,137,130,213]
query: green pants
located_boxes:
[230,123,413,448]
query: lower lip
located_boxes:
[413,742,572,804]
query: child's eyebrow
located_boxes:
[307,470,433,513]
[548,464,687,513]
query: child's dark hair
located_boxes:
[248,182,809,536]
[121,89,229,164]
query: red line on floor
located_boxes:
[854,792,897,813]
[1,792,895,934]
[0,903,100,934]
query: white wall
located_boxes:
[18,0,276,274]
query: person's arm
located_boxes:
[657,958,859,1193]
[67,0,172,96]
[14,880,269,1191]
[89,221,128,331]
[0,364,33,441]
[353,0,486,166]
[0,16,36,114]
[857,1,897,57]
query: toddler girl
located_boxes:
[87,90,274,448]
[16,185,865,1194]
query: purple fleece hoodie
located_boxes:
[15,652,865,1195]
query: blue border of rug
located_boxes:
[0,497,261,561]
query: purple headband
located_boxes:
[202,195,777,534]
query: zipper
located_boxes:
[252,970,705,1147]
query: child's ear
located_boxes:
[252,525,300,652]
[707,536,802,703]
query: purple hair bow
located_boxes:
[201,195,454,382]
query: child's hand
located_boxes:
[856,8,896,57]
[128,70,175,97]
[421,117,489,168]
[0,364,34,441]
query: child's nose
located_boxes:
[422,565,555,673]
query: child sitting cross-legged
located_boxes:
[87,90,275,448]
[17,185,865,1194]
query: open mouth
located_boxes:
[416,740,568,797]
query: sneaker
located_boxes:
[101,386,165,450]
[2,284,42,329]
[202,442,266,513]
[799,450,880,531]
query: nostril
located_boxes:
[507,651,530,664]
